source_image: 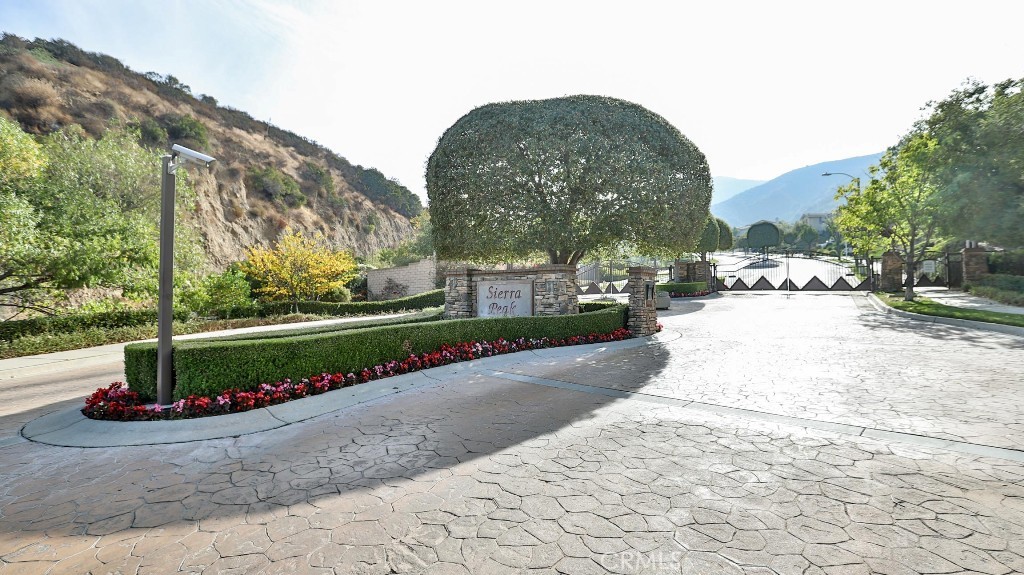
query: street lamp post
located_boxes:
[822,172,861,259]
[156,144,216,406]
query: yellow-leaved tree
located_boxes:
[241,228,358,311]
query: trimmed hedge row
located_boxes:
[125,304,628,401]
[656,282,707,294]
[968,285,1024,307]
[214,289,445,319]
[0,308,190,343]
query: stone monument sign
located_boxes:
[476,281,533,317]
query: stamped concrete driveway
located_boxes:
[2,293,1024,574]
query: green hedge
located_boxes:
[125,305,627,401]
[0,308,190,343]
[214,289,445,319]
[656,282,707,294]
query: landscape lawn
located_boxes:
[880,293,1024,328]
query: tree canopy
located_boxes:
[922,79,1024,246]
[835,132,942,300]
[426,95,712,265]
[0,118,202,313]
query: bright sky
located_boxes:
[3,0,1023,204]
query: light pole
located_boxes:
[822,171,860,190]
[156,144,216,406]
[822,172,861,259]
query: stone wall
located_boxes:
[443,265,579,319]
[367,257,439,301]
[879,251,904,292]
[962,247,989,284]
[626,266,658,337]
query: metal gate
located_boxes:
[714,251,873,292]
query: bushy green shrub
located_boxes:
[319,285,351,303]
[126,305,627,400]
[656,282,707,294]
[247,165,305,208]
[0,308,189,342]
[163,114,208,147]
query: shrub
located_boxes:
[246,165,305,208]
[125,304,627,400]
[134,117,167,148]
[163,114,208,147]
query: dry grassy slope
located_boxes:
[0,47,414,268]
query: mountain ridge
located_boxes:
[0,34,419,267]
[711,153,883,227]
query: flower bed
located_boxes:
[85,328,635,421]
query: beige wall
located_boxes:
[366,257,438,301]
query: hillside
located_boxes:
[711,176,764,205]
[0,35,419,267]
[711,153,883,227]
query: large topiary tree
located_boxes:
[426,95,712,265]
[746,221,781,252]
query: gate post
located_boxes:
[879,251,903,292]
[962,247,988,285]
[626,266,658,337]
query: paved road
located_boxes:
[2,294,1024,574]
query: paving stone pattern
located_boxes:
[2,293,1024,574]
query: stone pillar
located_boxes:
[691,260,710,283]
[879,251,903,292]
[532,265,579,316]
[962,247,988,284]
[443,268,474,319]
[626,266,658,337]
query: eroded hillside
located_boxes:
[0,35,418,268]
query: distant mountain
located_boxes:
[711,153,883,227]
[711,177,765,205]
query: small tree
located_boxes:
[746,221,781,258]
[835,132,942,300]
[696,217,719,261]
[241,228,358,311]
[716,218,734,251]
[199,270,252,317]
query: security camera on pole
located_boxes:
[156,144,216,406]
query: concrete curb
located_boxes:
[20,330,677,448]
[866,293,1024,338]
